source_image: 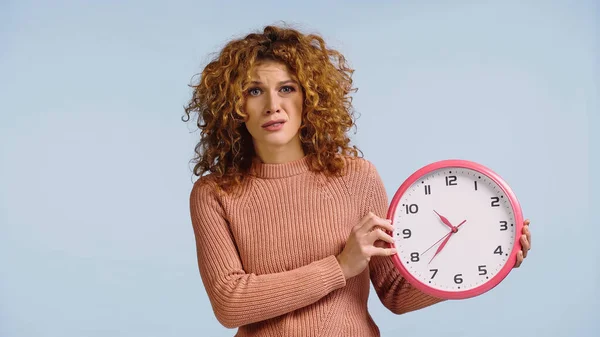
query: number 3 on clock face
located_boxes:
[387,159,524,300]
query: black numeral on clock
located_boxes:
[494,245,503,255]
[410,252,420,262]
[478,265,487,275]
[429,269,438,279]
[445,176,457,186]
[402,229,411,239]
[474,181,478,191]
[454,274,463,284]
[491,197,500,207]
[499,221,508,231]
[424,185,431,195]
[405,204,419,214]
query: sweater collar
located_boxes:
[250,155,310,178]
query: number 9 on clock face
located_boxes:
[387,160,524,300]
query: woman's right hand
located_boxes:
[336,212,397,280]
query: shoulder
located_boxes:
[337,155,389,213]
[188,174,233,235]
[190,173,219,198]
[189,172,251,210]
[336,155,383,194]
[189,173,225,213]
[340,155,380,179]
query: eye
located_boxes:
[280,86,295,93]
[247,88,262,96]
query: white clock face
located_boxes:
[391,167,516,293]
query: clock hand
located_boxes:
[433,210,454,229]
[429,232,453,264]
[421,230,452,256]
[424,220,467,264]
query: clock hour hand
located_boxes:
[433,210,454,229]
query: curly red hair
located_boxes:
[183,24,362,191]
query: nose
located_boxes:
[264,92,281,114]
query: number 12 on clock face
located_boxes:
[388,160,523,300]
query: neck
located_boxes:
[250,155,310,178]
[254,140,305,164]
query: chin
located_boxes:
[258,130,301,147]
[261,136,295,147]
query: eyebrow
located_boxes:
[249,80,298,86]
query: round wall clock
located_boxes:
[387,159,524,299]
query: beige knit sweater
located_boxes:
[189,155,443,336]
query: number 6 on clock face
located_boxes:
[387,159,524,300]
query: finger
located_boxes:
[369,228,395,245]
[360,212,394,234]
[520,234,530,258]
[371,216,394,233]
[374,220,395,235]
[355,212,379,234]
[524,223,531,247]
[374,239,396,249]
[370,246,397,257]
[514,251,523,268]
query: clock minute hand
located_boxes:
[422,231,452,256]
[429,232,453,264]
[427,219,467,265]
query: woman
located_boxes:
[183,25,531,336]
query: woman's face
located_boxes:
[242,60,305,163]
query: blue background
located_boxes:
[1,1,597,336]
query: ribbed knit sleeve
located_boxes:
[365,162,446,314]
[189,177,347,329]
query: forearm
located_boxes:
[365,162,445,314]
[201,255,346,328]
[371,265,446,315]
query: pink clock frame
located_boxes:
[386,159,524,300]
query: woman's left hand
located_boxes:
[514,219,531,268]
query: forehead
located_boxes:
[248,60,297,80]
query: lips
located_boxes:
[262,119,286,128]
